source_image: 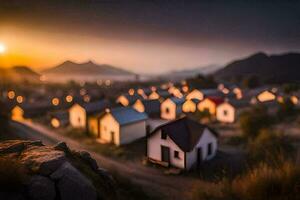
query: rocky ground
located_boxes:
[0,140,117,200]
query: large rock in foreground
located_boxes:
[0,140,116,200]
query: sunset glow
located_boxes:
[0,43,6,54]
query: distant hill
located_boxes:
[43,60,134,76]
[161,64,221,81]
[215,52,300,83]
[0,66,40,82]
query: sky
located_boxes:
[0,0,299,74]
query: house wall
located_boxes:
[186,89,204,100]
[216,103,235,123]
[88,116,99,137]
[147,130,185,169]
[198,99,216,115]
[148,91,159,100]
[11,106,24,122]
[99,113,120,145]
[257,91,276,102]
[69,104,86,128]
[116,95,129,106]
[182,100,197,113]
[186,129,218,169]
[133,100,145,112]
[161,99,176,120]
[119,120,146,145]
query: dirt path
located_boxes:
[11,121,200,200]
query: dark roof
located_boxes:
[169,97,185,105]
[15,101,54,118]
[201,89,223,97]
[50,111,69,120]
[81,100,111,115]
[225,99,250,109]
[150,117,218,152]
[139,99,161,116]
[110,107,148,126]
[207,97,224,105]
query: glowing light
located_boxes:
[66,95,73,103]
[7,91,15,99]
[83,95,91,102]
[16,96,24,103]
[51,118,60,128]
[128,89,135,95]
[52,98,60,106]
[0,43,6,54]
[40,75,47,82]
[80,89,86,96]
[105,80,111,86]
[291,96,298,105]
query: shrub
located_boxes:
[192,162,300,200]
[239,106,273,139]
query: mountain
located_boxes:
[160,64,221,81]
[0,66,40,82]
[215,52,300,83]
[43,60,134,76]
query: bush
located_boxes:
[239,106,273,139]
[247,129,295,164]
[192,162,300,200]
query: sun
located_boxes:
[0,43,7,54]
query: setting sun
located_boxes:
[0,43,6,54]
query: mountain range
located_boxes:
[0,66,40,82]
[42,60,134,76]
[215,52,300,83]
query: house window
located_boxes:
[207,143,213,156]
[78,117,81,124]
[165,107,170,114]
[223,110,228,116]
[161,131,167,140]
[174,151,180,159]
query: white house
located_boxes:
[99,107,148,146]
[216,99,249,123]
[160,97,185,120]
[147,117,218,170]
[69,100,110,131]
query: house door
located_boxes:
[161,146,170,164]
[110,131,115,144]
[197,147,203,168]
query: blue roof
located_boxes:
[169,97,185,105]
[110,107,148,126]
[82,100,111,115]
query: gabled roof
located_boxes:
[169,97,185,105]
[110,107,148,126]
[81,100,111,115]
[207,97,224,106]
[139,99,161,116]
[149,117,218,152]
[118,94,142,105]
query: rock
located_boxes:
[20,146,66,175]
[0,140,43,155]
[27,175,56,200]
[53,142,70,153]
[0,192,25,200]
[51,162,97,200]
[78,151,98,171]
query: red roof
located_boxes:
[207,96,224,105]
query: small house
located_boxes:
[160,97,185,120]
[116,94,142,107]
[216,99,249,123]
[147,117,218,170]
[98,107,148,146]
[49,111,69,128]
[182,99,200,113]
[198,97,224,115]
[132,99,161,118]
[148,90,170,100]
[186,89,204,101]
[69,100,110,131]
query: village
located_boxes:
[2,76,299,176]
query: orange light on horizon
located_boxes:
[16,96,24,103]
[0,43,6,54]
[66,95,73,103]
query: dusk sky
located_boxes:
[0,0,299,74]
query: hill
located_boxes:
[215,52,300,83]
[0,66,40,83]
[43,60,134,76]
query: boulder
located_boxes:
[0,140,43,155]
[50,162,97,200]
[20,146,66,175]
[78,151,98,171]
[27,175,56,200]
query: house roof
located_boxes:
[81,100,111,115]
[150,117,218,152]
[169,97,185,105]
[110,107,148,126]
[201,89,223,97]
[139,99,161,116]
[224,99,250,109]
[207,97,224,106]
